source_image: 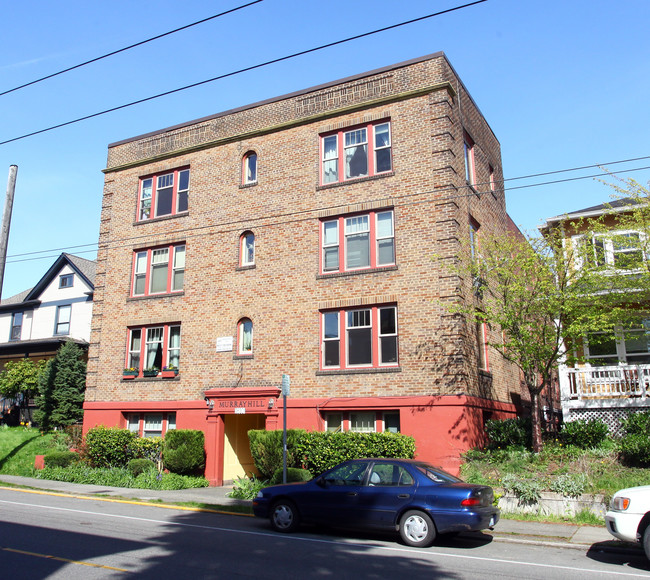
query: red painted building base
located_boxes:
[83,391,517,486]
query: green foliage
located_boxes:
[619,433,650,467]
[37,464,208,489]
[559,419,609,449]
[620,411,650,435]
[270,467,312,485]
[549,473,588,497]
[43,450,79,468]
[0,359,45,399]
[226,475,267,500]
[500,473,543,503]
[84,426,137,468]
[295,431,416,475]
[248,429,305,479]
[485,417,532,449]
[127,458,155,476]
[162,429,205,475]
[0,428,56,475]
[129,436,162,462]
[34,342,86,431]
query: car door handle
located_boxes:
[347,492,358,497]
[397,494,410,499]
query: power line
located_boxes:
[0,0,487,147]
[0,1,264,97]
[6,162,650,266]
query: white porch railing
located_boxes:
[563,365,650,400]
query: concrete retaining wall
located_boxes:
[498,491,607,518]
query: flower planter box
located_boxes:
[122,370,139,380]
[161,370,179,378]
[143,370,159,378]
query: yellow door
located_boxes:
[222,414,264,481]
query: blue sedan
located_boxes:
[253,458,499,547]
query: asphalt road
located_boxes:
[1,488,649,579]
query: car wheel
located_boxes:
[643,525,650,560]
[399,510,436,547]
[270,500,300,533]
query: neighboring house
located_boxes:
[542,198,650,432]
[84,52,525,485]
[0,253,95,423]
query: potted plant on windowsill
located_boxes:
[142,367,160,378]
[122,367,139,379]
[161,365,179,378]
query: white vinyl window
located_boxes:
[55,305,71,335]
[143,413,163,438]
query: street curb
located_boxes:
[0,484,255,517]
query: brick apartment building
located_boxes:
[83,52,524,485]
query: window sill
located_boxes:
[317,265,398,279]
[121,376,180,381]
[127,291,184,302]
[239,181,258,189]
[478,369,492,378]
[316,366,401,376]
[233,355,254,360]
[134,211,189,225]
[316,171,394,191]
[236,265,256,272]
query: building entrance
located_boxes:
[222,413,264,481]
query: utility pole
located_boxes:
[0,165,18,301]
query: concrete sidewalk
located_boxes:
[0,474,630,553]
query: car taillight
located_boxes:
[461,497,481,507]
[612,497,631,511]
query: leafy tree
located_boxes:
[34,342,87,431]
[451,226,610,452]
[0,358,45,423]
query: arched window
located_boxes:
[243,152,257,184]
[238,318,253,355]
[240,232,255,266]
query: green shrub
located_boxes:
[560,419,608,449]
[620,411,650,435]
[162,429,205,475]
[129,436,163,462]
[44,450,79,468]
[296,431,416,475]
[270,467,312,485]
[619,433,650,467]
[127,458,155,477]
[84,426,137,468]
[226,476,267,500]
[501,473,543,503]
[550,473,588,497]
[485,417,531,449]
[248,429,305,479]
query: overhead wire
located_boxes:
[0,1,264,97]
[0,0,487,146]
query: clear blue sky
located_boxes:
[1,0,648,298]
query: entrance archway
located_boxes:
[223,413,265,481]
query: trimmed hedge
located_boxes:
[127,458,156,477]
[619,411,650,467]
[84,426,137,468]
[162,429,205,475]
[560,419,608,449]
[270,467,312,485]
[44,450,79,468]
[248,429,416,478]
[485,417,531,449]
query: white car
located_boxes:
[605,485,650,558]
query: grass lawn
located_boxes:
[0,427,58,476]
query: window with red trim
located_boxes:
[321,121,392,185]
[239,232,255,266]
[242,152,257,185]
[476,320,489,372]
[126,324,181,375]
[321,210,394,273]
[132,244,185,296]
[321,305,398,370]
[138,168,189,221]
[127,412,176,437]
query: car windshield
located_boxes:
[415,464,462,483]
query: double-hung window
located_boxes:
[321,210,395,273]
[127,324,181,374]
[321,121,392,185]
[586,320,650,366]
[10,312,23,340]
[321,305,398,370]
[55,305,71,336]
[138,168,189,221]
[132,244,185,296]
[575,231,645,271]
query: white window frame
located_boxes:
[55,305,71,336]
[243,152,257,184]
[238,318,253,355]
[240,232,255,266]
[350,411,376,433]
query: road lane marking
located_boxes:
[2,546,129,572]
[1,497,646,578]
